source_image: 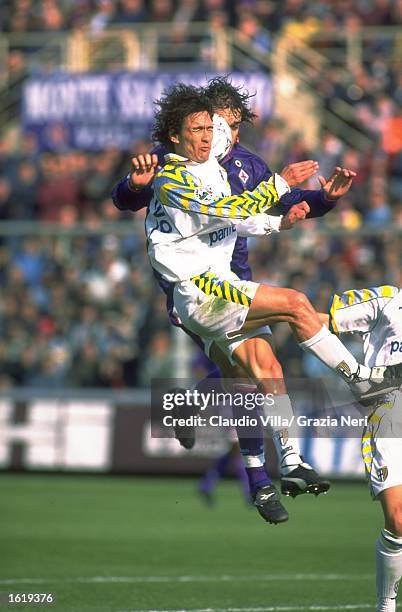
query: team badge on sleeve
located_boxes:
[377,466,389,482]
[194,186,214,202]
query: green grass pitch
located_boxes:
[0,474,385,611]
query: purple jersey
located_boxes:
[111,143,336,323]
[217,144,336,279]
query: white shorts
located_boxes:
[361,391,402,498]
[174,270,271,364]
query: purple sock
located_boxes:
[194,367,223,394]
[245,464,272,496]
[231,390,273,496]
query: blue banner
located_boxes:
[22,72,273,151]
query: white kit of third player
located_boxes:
[330,285,402,497]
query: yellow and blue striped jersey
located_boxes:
[154,154,287,220]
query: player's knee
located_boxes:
[287,290,313,320]
[385,506,402,537]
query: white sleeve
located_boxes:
[235,213,283,236]
[329,286,398,334]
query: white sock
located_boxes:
[263,394,302,473]
[377,599,396,612]
[299,325,371,381]
[376,528,402,612]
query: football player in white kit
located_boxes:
[327,286,402,612]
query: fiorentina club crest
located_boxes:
[238,169,249,184]
[377,466,388,482]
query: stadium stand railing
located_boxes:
[1,220,401,238]
[274,32,377,152]
[308,25,402,70]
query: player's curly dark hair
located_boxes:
[152,83,214,148]
[205,76,257,123]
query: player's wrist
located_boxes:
[127,174,143,192]
[321,189,338,202]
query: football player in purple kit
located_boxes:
[111,77,356,524]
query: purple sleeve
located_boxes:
[111,177,153,211]
[278,188,336,218]
[223,146,272,281]
[232,153,335,219]
[238,149,335,219]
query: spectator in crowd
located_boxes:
[113,0,148,23]
[0,178,12,220]
[10,160,39,219]
[89,0,116,34]
[148,0,173,23]
[234,13,272,70]
[39,0,67,32]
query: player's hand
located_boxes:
[280,201,310,230]
[318,166,357,200]
[280,160,319,187]
[128,153,159,191]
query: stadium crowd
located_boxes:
[0,0,401,388]
[2,0,402,34]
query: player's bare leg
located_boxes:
[376,486,402,612]
[239,284,401,399]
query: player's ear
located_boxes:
[170,133,180,144]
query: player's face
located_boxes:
[216,107,242,145]
[171,111,214,163]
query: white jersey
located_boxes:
[146,155,234,281]
[329,285,402,367]
[330,285,402,497]
[146,154,288,282]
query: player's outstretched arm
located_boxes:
[237,202,311,236]
[156,166,291,219]
[276,166,357,219]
